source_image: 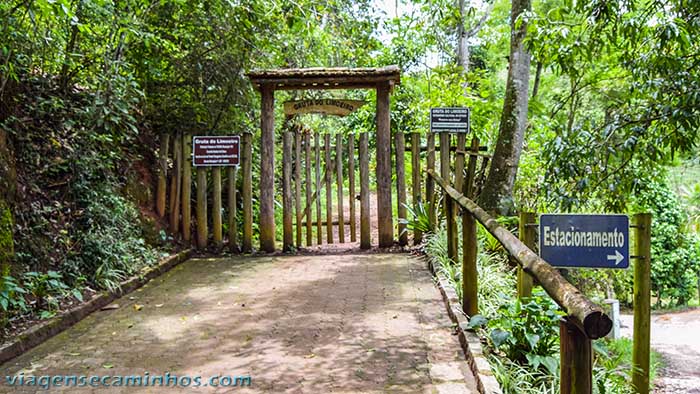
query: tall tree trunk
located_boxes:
[478,0,531,215]
[457,0,469,74]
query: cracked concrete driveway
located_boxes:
[0,254,478,393]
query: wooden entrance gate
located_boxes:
[247,67,402,252]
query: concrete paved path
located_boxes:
[0,254,477,393]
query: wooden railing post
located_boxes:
[181,134,192,244]
[227,166,238,252]
[304,132,313,246]
[282,130,293,252]
[196,167,208,249]
[336,133,345,243]
[212,167,222,248]
[324,133,333,244]
[348,133,356,243]
[426,133,436,230]
[462,211,478,316]
[411,132,422,244]
[518,212,536,299]
[259,83,276,253]
[560,317,592,394]
[396,131,407,246]
[156,133,170,218]
[359,132,371,249]
[242,132,253,253]
[440,133,457,262]
[633,213,652,394]
[295,130,303,247]
[315,132,323,245]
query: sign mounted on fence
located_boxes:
[539,214,630,269]
[430,107,470,133]
[283,99,366,117]
[192,135,240,166]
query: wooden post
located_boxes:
[166,135,180,234]
[212,167,223,248]
[242,132,253,253]
[427,132,436,230]
[440,133,457,262]
[228,166,238,252]
[376,82,393,247]
[259,84,276,252]
[170,135,182,235]
[454,134,466,193]
[305,132,312,246]
[295,130,303,247]
[411,132,422,245]
[633,213,652,394]
[465,137,480,198]
[463,211,478,316]
[348,134,356,242]
[182,134,192,243]
[336,133,345,243]
[518,212,536,299]
[282,130,293,252]
[359,132,371,249]
[560,317,592,394]
[315,132,322,245]
[395,131,407,246]
[325,133,333,244]
[196,167,208,249]
[156,133,170,218]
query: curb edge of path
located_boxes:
[426,258,504,394]
[0,248,194,366]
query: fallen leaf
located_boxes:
[155,304,164,308]
[133,304,143,311]
[102,363,114,369]
[67,352,81,356]
[101,304,119,311]
[304,353,316,359]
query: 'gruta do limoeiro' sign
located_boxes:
[283,99,366,116]
[539,214,630,269]
[430,107,470,133]
[192,136,240,166]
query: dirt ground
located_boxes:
[0,254,477,393]
[620,309,700,393]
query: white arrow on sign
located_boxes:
[607,250,624,266]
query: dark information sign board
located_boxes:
[430,107,470,133]
[539,214,629,269]
[193,135,240,166]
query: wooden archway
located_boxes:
[247,66,401,252]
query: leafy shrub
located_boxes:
[472,291,563,375]
[400,202,434,235]
[0,275,26,315]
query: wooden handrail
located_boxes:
[428,169,612,339]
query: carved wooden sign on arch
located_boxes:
[283,99,366,117]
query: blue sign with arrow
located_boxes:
[539,214,629,269]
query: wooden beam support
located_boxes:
[259,83,276,252]
[376,82,393,247]
[440,133,457,262]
